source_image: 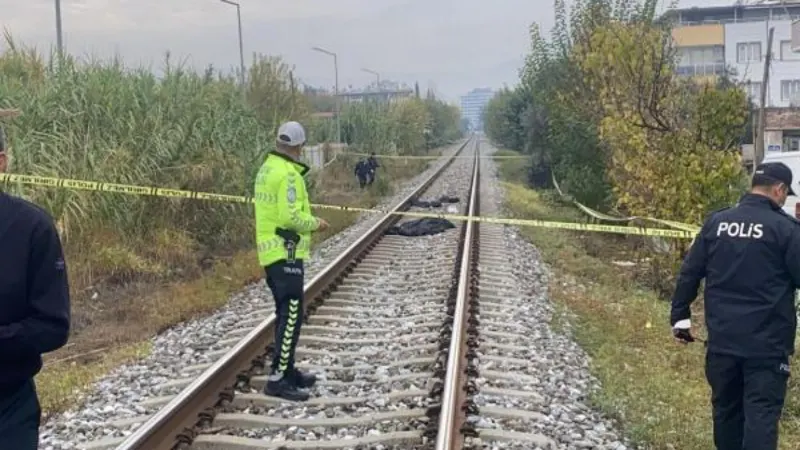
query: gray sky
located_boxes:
[2,0,723,102]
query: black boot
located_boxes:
[264,372,309,401]
[291,368,317,388]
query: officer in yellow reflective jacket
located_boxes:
[255,121,328,401]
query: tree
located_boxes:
[424,96,461,148]
[389,99,430,154]
[576,21,746,224]
[484,0,747,217]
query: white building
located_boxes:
[460,88,494,131]
[726,20,800,107]
[668,1,800,107]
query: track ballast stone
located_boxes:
[39,142,467,450]
[193,144,478,449]
[462,141,631,450]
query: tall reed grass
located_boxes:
[1,34,307,289]
[0,34,463,414]
[0,32,461,328]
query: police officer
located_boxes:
[0,125,71,448]
[366,152,379,185]
[254,121,329,401]
[670,161,800,450]
[354,159,370,189]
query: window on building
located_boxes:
[771,6,800,20]
[781,80,800,102]
[781,40,800,61]
[737,42,762,63]
[745,82,763,104]
[786,137,800,153]
[677,45,725,76]
[678,46,724,64]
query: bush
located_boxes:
[483,0,749,291]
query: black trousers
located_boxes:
[357,176,367,188]
[0,379,40,450]
[265,260,305,375]
[705,351,790,450]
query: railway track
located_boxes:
[76,137,589,450]
[456,149,562,449]
[186,144,478,449]
[78,136,473,450]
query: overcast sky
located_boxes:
[2,0,725,102]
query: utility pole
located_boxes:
[220,0,246,98]
[362,68,381,104]
[755,27,775,168]
[312,46,341,144]
[55,0,64,57]
[289,71,296,117]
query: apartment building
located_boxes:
[460,88,494,131]
[666,2,800,156]
[667,1,800,106]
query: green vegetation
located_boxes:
[307,92,462,153]
[483,0,748,218]
[0,34,461,416]
[495,153,800,449]
[483,0,750,291]
[483,1,790,448]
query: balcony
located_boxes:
[676,63,727,77]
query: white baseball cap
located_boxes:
[276,121,306,146]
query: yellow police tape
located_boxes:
[341,151,528,160]
[0,173,695,239]
[551,173,701,234]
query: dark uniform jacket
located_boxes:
[0,193,70,387]
[367,156,379,171]
[671,193,800,358]
[354,160,371,179]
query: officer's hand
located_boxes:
[672,327,695,345]
[316,218,330,231]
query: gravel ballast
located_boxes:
[460,141,632,450]
[39,142,467,450]
[41,139,638,450]
[197,147,477,448]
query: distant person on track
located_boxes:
[354,159,370,189]
[366,152,379,185]
[254,121,329,402]
[670,161,800,450]
[0,125,71,449]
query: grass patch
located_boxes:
[36,155,430,418]
[38,342,151,418]
[493,150,800,449]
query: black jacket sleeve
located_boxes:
[0,219,70,358]
[785,224,800,288]
[670,222,709,326]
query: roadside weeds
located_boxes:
[494,150,800,449]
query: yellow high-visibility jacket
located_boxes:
[254,151,318,267]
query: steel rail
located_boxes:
[114,136,475,450]
[434,138,480,449]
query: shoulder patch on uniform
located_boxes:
[287,185,296,203]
